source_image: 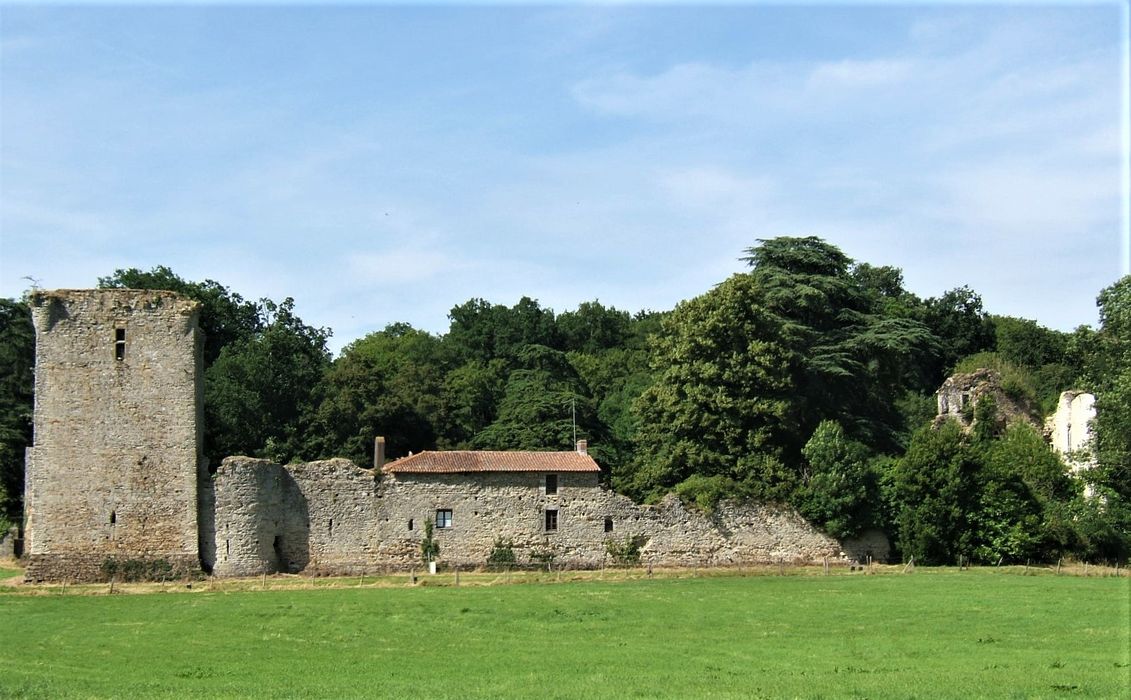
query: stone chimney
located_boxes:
[576,439,587,455]
[374,436,386,471]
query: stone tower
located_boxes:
[23,289,204,581]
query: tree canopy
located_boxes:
[0,245,1124,563]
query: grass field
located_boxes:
[0,564,1127,698]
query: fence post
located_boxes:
[902,557,915,574]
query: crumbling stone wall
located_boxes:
[23,290,205,582]
[935,368,1037,432]
[210,461,848,574]
[210,457,382,576]
[1047,390,1097,495]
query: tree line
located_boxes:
[0,237,1126,563]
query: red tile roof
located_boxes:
[382,450,599,474]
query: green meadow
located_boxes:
[0,566,1127,699]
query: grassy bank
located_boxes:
[1,567,1127,698]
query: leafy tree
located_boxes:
[990,315,1068,370]
[0,299,34,526]
[303,324,447,464]
[205,298,330,464]
[471,345,603,454]
[1087,276,1131,501]
[446,297,560,364]
[888,421,979,564]
[557,300,631,353]
[798,420,876,539]
[917,286,995,385]
[631,237,935,501]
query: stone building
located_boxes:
[24,289,857,582]
[1047,390,1097,496]
[935,368,1038,432]
[23,290,206,581]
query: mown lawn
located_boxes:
[0,567,1127,698]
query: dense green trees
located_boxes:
[629,237,936,502]
[0,299,34,528]
[0,245,1125,563]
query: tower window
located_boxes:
[604,517,613,533]
[545,473,558,495]
[109,510,116,525]
[408,518,414,531]
[114,328,126,361]
[545,509,558,532]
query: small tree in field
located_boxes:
[421,521,440,565]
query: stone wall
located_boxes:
[0,526,20,559]
[1047,390,1097,496]
[935,368,1037,432]
[23,290,205,582]
[210,457,383,576]
[210,459,848,575]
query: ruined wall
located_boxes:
[935,369,1037,432]
[210,457,382,576]
[23,290,204,582]
[0,527,20,559]
[210,461,847,575]
[1047,391,1097,496]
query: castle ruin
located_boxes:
[24,289,876,582]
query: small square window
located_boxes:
[436,509,452,529]
[545,473,558,495]
[545,509,558,532]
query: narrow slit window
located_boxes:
[545,473,558,495]
[328,518,334,535]
[545,509,558,532]
[114,328,126,361]
[408,518,414,531]
[604,517,613,533]
[109,510,116,525]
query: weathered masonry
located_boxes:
[24,290,206,581]
[25,289,865,582]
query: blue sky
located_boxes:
[1,2,1127,354]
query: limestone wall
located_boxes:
[23,290,204,582]
[1047,391,1097,497]
[210,457,383,576]
[210,459,846,575]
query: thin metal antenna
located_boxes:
[572,397,577,444]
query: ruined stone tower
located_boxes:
[23,289,205,581]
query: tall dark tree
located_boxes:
[204,298,331,465]
[631,237,935,501]
[303,323,449,464]
[446,296,560,364]
[471,344,603,456]
[0,299,35,526]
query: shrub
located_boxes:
[529,547,556,570]
[605,534,647,566]
[100,557,175,582]
[486,538,516,569]
[420,521,440,564]
[674,475,742,514]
